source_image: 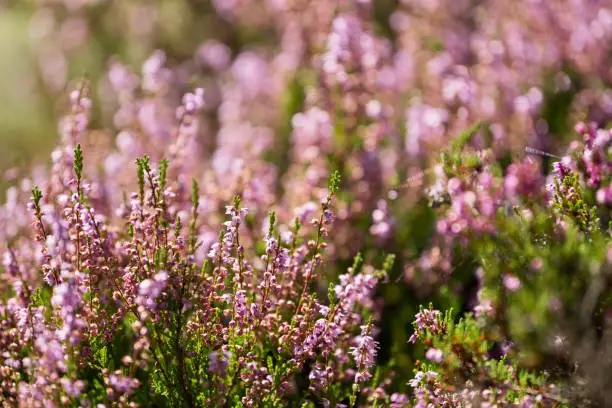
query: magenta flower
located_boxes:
[425,348,444,363]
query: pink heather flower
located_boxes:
[209,351,231,375]
[370,199,393,243]
[60,378,85,397]
[504,159,543,201]
[596,186,612,204]
[212,0,238,18]
[197,40,232,71]
[425,348,444,363]
[442,68,476,104]
[365,99,383,118]
[351,324,378,383]
[2,250,19,278]
[530,257,543,271]
[231,52,270,99]
[291,108,333,162]
[409,307,445,343]
[294,318,327,360]
[405,103,448,156]
[474,289,495,318]
[503,274,521,292]
[323,399,348,408]
[408,370,438,388]
[177,88,205,118]
[108,61,138,94]
[136,271,169,315]
[309,363,332,391]
[232,290,252,329]
[141,50,171,93]
[35,335,67,372]
[334,270,378,311]
[51,278,86,345]
[552,161,570,179]
[390,393,410,408]
[109,372,141,395]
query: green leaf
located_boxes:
[450,121,485,153]
[328,170,342,194]
[73,143,83,181]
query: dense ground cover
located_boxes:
[1,1,611,406]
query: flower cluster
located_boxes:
[0,97,399,405]
[408,310,567,407]
[1,0,612,406]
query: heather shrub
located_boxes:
[404,122,611,406]
[1,1,612,407]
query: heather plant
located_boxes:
[1,0,612,407]
[0,90,405,405]
[2,86,610,406]
[403,121,612,406]
[407,306,567,407]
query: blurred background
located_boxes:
[1,0,226,191]
[3,0,611,189]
